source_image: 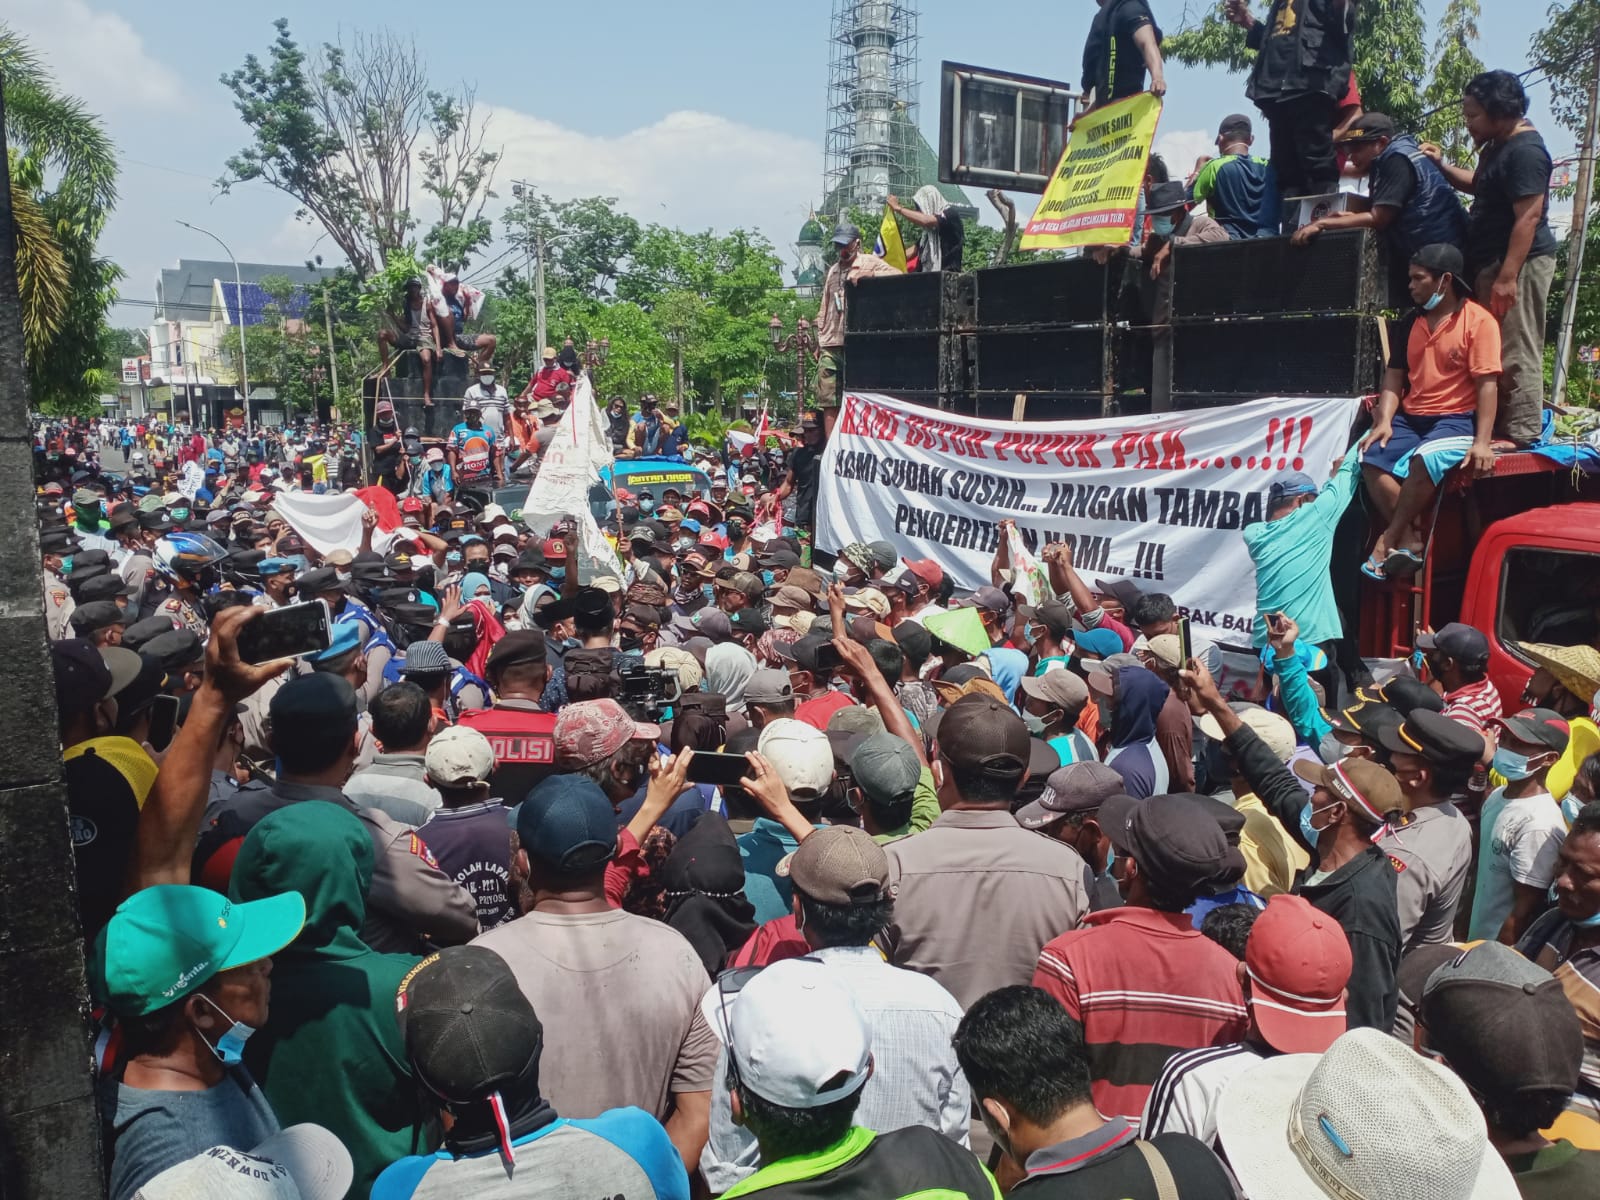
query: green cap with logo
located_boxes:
[95,884,306,1017]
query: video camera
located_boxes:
[617,661,682,723]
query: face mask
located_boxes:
[60,555,74,575]
[760,569,776,588]
[194,993,255,1066]
[1104,844,1115,874]
[1421,281,1448,312]
[466,559,489,573]
[1152,215,1177,237]
[446,551,463,566]
[1023,712,1047,736]
[550,567,566,583]
[1563,794,1586,825]
[639,499,655,513]
[702,584,717,603]
[619,634,643,654]
[1491,748,1540,782]
[1318,731,1351,764]
[1574,906,1600,929]
[1299,800,1339,847]
[335,570,351,586]
[479,375,495,387]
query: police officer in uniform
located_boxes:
[1377,708,1485,951]
[455,631,560,803]
[40,526,80,641]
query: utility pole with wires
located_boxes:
[510,181,548,355]
[1554,33,1600,408]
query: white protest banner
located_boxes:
[522,374,624,582]
[817,392,1361,643]
[177,460,206,500]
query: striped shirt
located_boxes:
[1519,909,1600,1095]
[1033,908,1248,1128]
[1441,676,1503,732]
[1140,1042,1265,1150]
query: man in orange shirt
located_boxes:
[1360,243,1500,580]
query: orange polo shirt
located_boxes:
[1400,301,1502,416]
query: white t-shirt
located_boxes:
[1467,786,1567,942]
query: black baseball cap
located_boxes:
[52,638,113,713]
[1420,941,1583,1101]
[1335,112,1396,143]
[1099,793,1246,896]
[1412,243,1466,279]
[1493,707,1571,752]
[1415,622,1489,665]
[397,945,543,1104]
[935,695,1030,782]
[729,609,769,638]
[1378,708,1488,766]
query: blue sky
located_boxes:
[6,0,1565,325]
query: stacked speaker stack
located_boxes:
[845,228,1385,418]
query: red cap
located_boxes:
[901,558,944,588]
[400,497,424,513]
[554,699,659,769]
[1244,894,1352,1055]
[541,538,568,560]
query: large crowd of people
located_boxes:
[25,16,1600,1199]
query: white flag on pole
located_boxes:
[521,374,624,582]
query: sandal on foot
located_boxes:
[1360,554,1387,582]
[1384,548,1425,577]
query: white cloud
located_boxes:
[483,107,822,260]
[6,0,182,112]
[1154,129,1218,181]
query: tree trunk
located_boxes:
[0,83,106,1197]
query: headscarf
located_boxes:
[460,572,493,602]
[661,815,757,976]
[982,647,1030,707]
[913,185,953,272]
[705,643,758,715]
[463,596,506,680]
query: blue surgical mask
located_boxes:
[1104,844,1115,874]
[195,994,255,1067]
[639,499,655,513]
[550,567,566,583]
[60,555,74,575]
[1152,215,1177,237]
[1563,794,1586,825]
[1318,731,1349,764]
[761,569,776,588]
[1575,907,1600,929]
[1023,712,1047,736]
[446,550,463,566]
[1491,748,1537,782]
[1421,283,1447,312]
[703,584,717,603]
[1299,800,1337,847]
[1025,622,1040,645]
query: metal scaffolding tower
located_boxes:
[824,1,922,214]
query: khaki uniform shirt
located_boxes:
[1377,801,1473,953]
[884,808,1092,1010]
[44,572,74,640]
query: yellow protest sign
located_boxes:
[1020,92,1163,251]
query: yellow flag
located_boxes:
[876,205,908,273]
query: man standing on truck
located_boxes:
[815,224,902,409]
[1425,70,1558,447]
[1361,244,1500,581]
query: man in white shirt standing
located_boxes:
[1468,708,1571,944]
[700,825,970,1194]
[463,368,511,439]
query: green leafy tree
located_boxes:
[1532,1,1600,137]
[221,19,499,278]
[2,24,121,414]
[1419,0,1485,158]
[1166,0,1428,132]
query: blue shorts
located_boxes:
[1362,411,1477,484]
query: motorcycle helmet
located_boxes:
[154,531,229,587]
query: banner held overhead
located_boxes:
[816,391,1361,643]
[1020,91,1163,251]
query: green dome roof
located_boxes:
[797,215,826,245]
[796,263,825,287]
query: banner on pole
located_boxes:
[522,375,625,582]
[816,391,1360,643]
[1020,92,1163,250]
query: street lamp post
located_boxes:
[768,314,817,410]
[176,220,251,435]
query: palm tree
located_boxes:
[1,25,119,407]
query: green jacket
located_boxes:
[725,1125,998,1200]
[231,801,437,1198]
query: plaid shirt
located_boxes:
[1441,676,1503,732]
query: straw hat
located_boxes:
[1520,641,1600,705]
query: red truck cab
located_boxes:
[1358,451,1600,710]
